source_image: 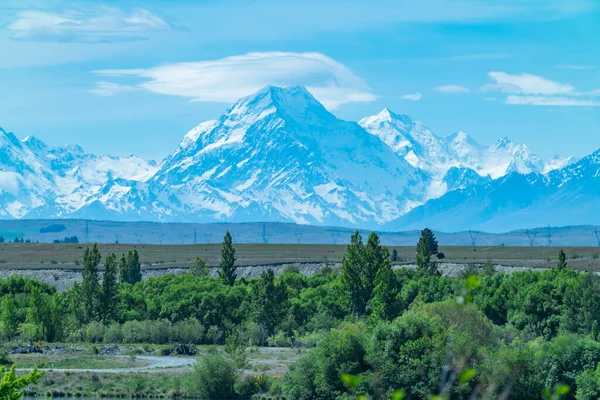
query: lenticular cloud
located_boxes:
[92,52,376,109]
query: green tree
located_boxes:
[119,250,142,284]
[186,353,235,399]
[189,257,210,277]
[26,287,48,340]
[100,253,119,325]
[253,269,287,338]
[341,231,366,315]
[558,249,568,270]
[1,296,19,339]
[219,231,237,286]
[416,231,437,274]
[369,260,400,321]
[0,365,43,400]
[421,228,439,255]
[341,231,392,316]
[81,243,101,323]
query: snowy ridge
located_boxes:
[0,86,590,230]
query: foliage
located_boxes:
[0,365,43,400]
[219,231,237,286]
[189,257,210,277]
[185,353,236,399]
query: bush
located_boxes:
[84,322,105,343]
[185,353,236,399]
[122,320,149,343]
[267,331,292,347]
[236,374,271,396]
[436,252,445,260]
[172,318,204,344]
[103,323,123,343]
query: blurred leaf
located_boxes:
[459,368,476,383]
[392,389,406,400]
[555,384,570,395]
[466,275,481,289]
[341,373,360,388]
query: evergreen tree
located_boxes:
[370,259,399,321]
[118,254,127,283]
[1,296,19,339]
[100,253,119,325]
[420,228,439,255]
[190,257,210,277]
[81,243,101,323]
[341,231,366,315]
[219,231,237,286]
[416,232,438,275]
[363,232,388,308]
[127,250,142,284]
[558,249,568,270]
[253,269,287,338]
[120,250,142,284]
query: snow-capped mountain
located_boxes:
[0,85,591,231]
[0,127,158,219]
[385,149,600,232]
[359,108,572,180]
[79,86,427,226]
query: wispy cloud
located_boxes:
[400,92,423,101]
[556,65,597,70]
[88,81,138,96]
[506,96,600,106]
[482,71,600,106]
[6,7,173,43]
[435,85,470,93]
[91,52,376,109]
[481,72,574,95]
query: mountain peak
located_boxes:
[226,85,332,125]
[22,135,48,153]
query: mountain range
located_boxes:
[0,85,595,232]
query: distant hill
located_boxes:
[1,219,599,247]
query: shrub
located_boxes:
[185,353,236,399]
[84,322,105,343]
[267,331,292,347]
[236,374,271,397]
[172,318,205,344]
[103,323,123,343]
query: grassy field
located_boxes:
[0,242,599,270]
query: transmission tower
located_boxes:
[330,230,341,245]
[595,228,600,247]
[204,233,213,244]
[155,232,165,245]
[294,229,303,244]
[526,229,538,247]
[85,221,90,243]
[134,232,142,244]
[546,226,552,246]
[469,230,480,247]
[179,234,188,245]
[261,223,271,244]
[193,229,197,245]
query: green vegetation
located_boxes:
[2,229,600,398]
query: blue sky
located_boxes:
[0,0,599,160]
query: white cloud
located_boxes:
[506,95,600,106]
[435,85,470,93]
[400,92,422,101]
[7,7,172,42]
[481,71,600,106]
[556,65,597,70]
[88,81,138,96]
[482,72,574,95]
[92,52,376,109]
